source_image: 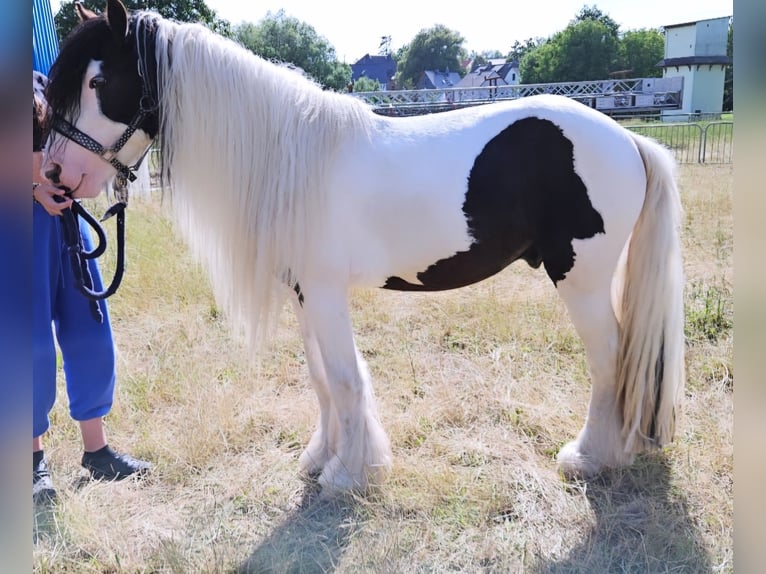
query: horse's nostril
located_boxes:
[45,163,62,184]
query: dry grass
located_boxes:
[33,164,732,573]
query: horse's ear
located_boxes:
[74,2,98,22]
[105,0,129,46]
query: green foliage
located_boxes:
[352,76,381,92]
[54,0,231,42]
[521,5,667,83]
[558,19,619,80]
[573,4,620,37]
[470,53,489,71]
[395,24,467,89]
[522,19,618,83]
[685,282,733,343]
[232,10,351,91]
[506,38,542,63]
[618,28,664,77]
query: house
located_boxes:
[657,16,732,119]
[458,58,520,88]
[453,59,520,101]
[416,69,462,90]
[350,54,397,91]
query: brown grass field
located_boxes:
[33,163,733,573]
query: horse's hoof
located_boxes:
[556,441,604,480]
[556,440,636,480]
[299,446,329,478]
[317,459,363,493]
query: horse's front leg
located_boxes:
[297,283,392,492]
[291,295,337,478]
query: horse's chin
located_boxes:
[69,177,103,199]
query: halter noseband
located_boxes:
[53,111,143,184]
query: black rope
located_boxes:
[59,200,127,322]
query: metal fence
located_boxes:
[626,121,733,164]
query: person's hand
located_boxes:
[33,182,73,216]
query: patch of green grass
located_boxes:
[685,281,733,343]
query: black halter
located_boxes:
[51,100,154,185]
[50,59,156,315]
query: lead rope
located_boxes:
[58,177,128,322]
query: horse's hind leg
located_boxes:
[553,243,634,478]
[291,296,338,478]
[297,283,392,492]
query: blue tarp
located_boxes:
[33,0,59,74]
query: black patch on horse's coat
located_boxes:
[293,282,305,307]
[648,337,666,441]
[383,117,604,291]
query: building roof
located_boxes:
[420,69,462,89]
[663,16,731,29]
[457,60,518,88]
[351,54,396,86]
[657,55,732,67]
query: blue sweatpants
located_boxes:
[33,202,116,438]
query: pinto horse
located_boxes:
[43,0,684,492]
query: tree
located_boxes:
[573,5,620,38]
[232,11,351,91]
[395,25,467,89]
[618,28,664,77]
[378,35,392,56]
[469,53,489,71]
[519,41,557,84]
[559,19,619,80]
[352,76,381,92]
[54,0,231,42]
[521,18,618,83]
[507,38,542,64]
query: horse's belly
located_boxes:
[381,238,535,291]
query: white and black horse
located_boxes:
[43,0,685,492]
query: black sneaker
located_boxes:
[81,445,152,481]
[33,452,57,504]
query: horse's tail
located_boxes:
[616,132,685,454]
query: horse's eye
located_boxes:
[89,75,107,89]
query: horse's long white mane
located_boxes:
[143,15,375,344]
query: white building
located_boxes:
[658,16,731,119]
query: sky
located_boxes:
[49,0,733,63]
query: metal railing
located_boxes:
[701,122,734,164]
[626,121,733,164]
[352,79,683,117]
